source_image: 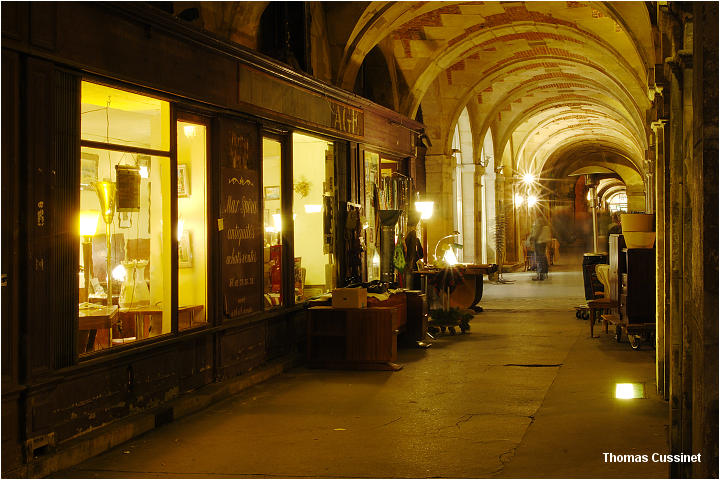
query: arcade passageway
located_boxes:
[1,2,716,478]
[54,259,668,479]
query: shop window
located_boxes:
[364,151,380,281]
[79,81,171,354]
[81,81,170,151]
[177,121,208,330]
[292,133,335,301]
[263,137,283,309]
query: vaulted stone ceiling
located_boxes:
[336,1,655,189]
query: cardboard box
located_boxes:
[332,288,367,308]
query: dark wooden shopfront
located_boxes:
[0,3,424,477]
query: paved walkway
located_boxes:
[54,258,669,478]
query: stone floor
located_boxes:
[53,255,669,478]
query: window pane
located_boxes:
[177,122,207,330]
[78,147,170,353]
[81,81,170,151]
[263,138,282,309]
[364,151,380,281]
[292,133,335,302]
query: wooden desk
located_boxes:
[307,305,403,370]
[417,264,497,310]
[78,304,119,352]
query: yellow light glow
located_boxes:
[514,193,524,206]
[177,218,184,240]
[183,125,197,137]
[615,383,644,399]
[112,264,127,282]
[522,173,536,185]
[415,201,434,220]
[527,195,538,207]
[443,247,458,266]
[372,251,380,266]
[304,204,322,213]
[139,166,149,179]
[272,214,282,232]
[362,222,369,230]
[79,210,100,237]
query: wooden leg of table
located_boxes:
[86,329,97,351]
[590,309,595,338]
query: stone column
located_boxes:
[651,119,668,398]
[460,163,476,263]
[424,152,456,264]
[666,53,685,479]
[691,3,718,477]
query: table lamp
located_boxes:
[79,210,99,303]
[433,231,460,265]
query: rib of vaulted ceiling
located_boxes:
[338,1,656,188]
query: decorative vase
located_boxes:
[119,260,151,307]
[133,260,150,306]
[119,261,136,308]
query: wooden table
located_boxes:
[417,264,498,310]
[78,304,119,352]
[118,304,204,339]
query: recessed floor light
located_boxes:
[615,383,645,399]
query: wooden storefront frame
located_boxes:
[1,2,424,475]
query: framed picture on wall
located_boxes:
[264,186,280,200]
[178,164,190,197]
[179,230,193,268]
[81,152,99,189]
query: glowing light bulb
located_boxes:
[112,264,127,282]
[527,195,538,207]
[522,173,536,185]
[514,194,524,206]
[443,247,458,266]
[415,201,434,220]
[79,210,99,237]
[139,166,149,179]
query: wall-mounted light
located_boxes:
[183,125,197,137]
[522,173,536,185]
[415,201,434,220]
[527,195,538,207]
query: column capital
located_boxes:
[651,119,669,130]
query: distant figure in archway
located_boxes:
[606,212,622,253]
[530,216,552,281]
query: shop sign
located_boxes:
[219,118,262,318]
[330,101,364,137]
